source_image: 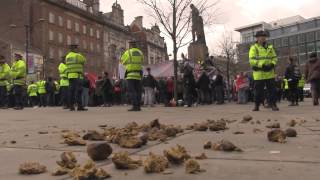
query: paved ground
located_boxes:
[0,99,320,180]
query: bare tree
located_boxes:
[219,32,237,101]
[138,0,218,100]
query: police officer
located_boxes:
[65,44,87,111]
[249,31,279,111]
[58,56,69,109]
[10,53,26,110]
[298,75,305,101]
[37,79,47,107]
[27,81,38,107]
[120,41,144,111]
[0,55,10,109]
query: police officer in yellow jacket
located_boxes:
[10,53,26,110]
[249,31,279,111]
[37,79,47,107]
[65,44,87,111]
[58,57,70,109]
[27,81,38,107]
[298,75,305,101]
[0,55,10,109]
[121,41,144,111]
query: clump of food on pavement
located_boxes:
[193,123,208,131]
[62,131,86,146]
[185,159,204,174]
[87,143,113,161]
[241,115,253,123]
[287,120,297,127]
[70,160,110,179]
[266,122,280,129]
[253,128,264,133]
[268,129,287,143]
[203,141,212,149]
[19,162,47,175]
[52,152,78,176]
[212,140,242,152]
[194,153,208,160]
[112,152,142,169]
[83,130,106,141]
[164,145,191,164]
[285,128,297,137]
[208,119,228,131]
[143,152,169,173]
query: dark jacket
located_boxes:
[102,78,112,93]
[305,58,320,82]
[83,78,90,89]
[197,73,210,90]
[215,74,224,86]
[285,64,301,82]
[142,75,157,89]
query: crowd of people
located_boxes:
[1,33,320,111]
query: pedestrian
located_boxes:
[0,55,10,109]
[183,68,196,107]
[197,71,210,104]
[65,44,87,111]
[249,30,279,111]
[283,78,289,100]
[166,77,174,104]
[298,75,305,102]
[102,72,113,107]
[10,53,26,110]
[113,80,122,105]
[27,81,38,107]
[58,57,69,109]
[120,41,144,111]
[37,79,47,107]
[284,57,301,106]
[142,67,157,107]
[82,75,90,108]
[214,71,225,105]
[305,52,320,106]
[46,77,56,106]
[236,72,249,104]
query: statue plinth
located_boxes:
[188,42,208,63]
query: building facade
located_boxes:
[130,16,169,66]
[235,15,320,75]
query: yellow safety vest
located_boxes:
[120,48,144,80]
[0,63,10,86]
[284,79,289,90]
[58,63,69,87]
[65,51,86,79]
[27,84,38,97]
[10,59,26,85]
[37,80,47,94]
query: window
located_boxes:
[75,37,80,45]
[96,30,100,39]
[49,30,54,41]
[316,31,320,40]
[90,42,94,51]
[49,12,55,24]
[75,22,80,32]
[289,46,298,56]
[307,42,315,53]
[58,16,63,26]
[49,47,55,59]
[299,54,307,65]
[90,28,94,37]
[274,39,282,48]
[270,29,282,37]
[284,25,298,34]
[317,41,320,52]
[289,35,297,45]
[299,44,306,54]
[282,37,289,47]
[58,33,63,43]
[83,40,87,49]
[300,21,316,30]
[83,25,87,34]
[67,19,72,29]
[298,34,306,44]
[67,35,71,45]
[306,32,315,42]
[58,49,64,58]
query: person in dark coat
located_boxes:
[197,72,210,104]
[305,52,320,106]
[102,72,113,107]
[285,57,301,106]
[214,72,224,105]
[183,69,196,107]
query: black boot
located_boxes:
[271,104,279,111]
[252,104,260,111]
[77,106,88,111]
[128,106,141,112]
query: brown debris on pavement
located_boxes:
[267,129,287,143]
[287,120,297,127]
[203,141,212,149]
[212,140,243,152]
[253,128,264,133]
[112,152,142,170]
[194,153,208,160]
[208,120,228,131]
[19,162,47,175]
[164,145,191,164]
[266,122,280,129]
[241,115,253,123]
[70,160,111,179]
[285,128,297,137]
[83,130,106,141]
[52,152,78,176]
[185,159,204,174]
[62,131,86,146]
[143,152,169,173]
[87,143,113,161]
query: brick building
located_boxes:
[130,16,169,66]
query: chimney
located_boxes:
[111,2,124,25]
[132,16,143,29]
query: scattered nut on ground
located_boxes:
[19,162,47,175]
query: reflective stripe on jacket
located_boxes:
[120,48,144,80]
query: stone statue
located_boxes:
[190,4,206,44]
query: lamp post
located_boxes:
[10,18,45,74]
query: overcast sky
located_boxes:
[99,0,319,56]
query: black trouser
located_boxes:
[69,78,83,108]
[103,91,113,105]
[298,88,304,101]
[215,85,224,104]
[254,79,276,107]
[127,79,142,109]
[29,96,38,106]
[0,86,7,107]
[12,85,24,108]
[39,94,47,107]
[48,92,55,106]
[288,81,299,104]
[60,86,69,107]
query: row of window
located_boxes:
[49,12,100,39]
[270,30,320,48]
[269,19,320,37]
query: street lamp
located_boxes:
[10,18,45,74]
